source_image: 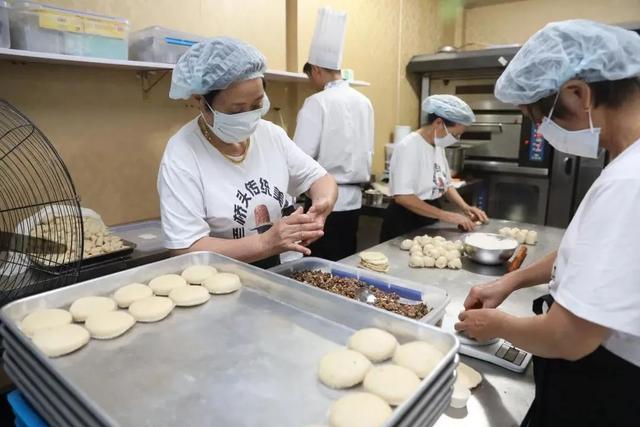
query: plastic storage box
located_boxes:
[129,26,204,63]
[7,390,48,427]
[9,1,129,59]
[0,1,9,48]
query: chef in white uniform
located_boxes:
[380,95,487,241]
[294,7,374,261]
[457,21,640,426]
[158,37,337,269]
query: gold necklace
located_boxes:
[198,116,250,164]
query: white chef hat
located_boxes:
[307,7,347,70]
[423,95,475,126]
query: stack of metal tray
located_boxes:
[1,252,459,427]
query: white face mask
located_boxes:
[204,95,270,144]
[538,93,600,159]
[434,123,458,148]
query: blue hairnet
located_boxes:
[423,95,475,126]
[169,37,267,99]
[495,20,640,105]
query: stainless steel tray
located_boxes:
[1,252,459,427]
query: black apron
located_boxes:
[521,295,640,427]
[379,198,441,242]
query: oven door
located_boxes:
[487,173,549,225]
[460,114,523,160]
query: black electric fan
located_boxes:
[0,100,83,306]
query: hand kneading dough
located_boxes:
[169,285,211,306]
[202,273,242,294]
[435,256,448,269]
[457,362,482,389]
[318,349,371,389]
[32,324,90,357]
[448,258,463,270]
[114,283,153,308]
[393,341,444,378]
[348,328,398,362]
[21,309,72,337]
[400,239,413,250]
[181,265,218,284]
[329,392,392,427]
[148,274,187,296]
[408,255,424,268]
[85,311,135,339]
[128,296,174,322]
[423,256,436,268]
[363,364,421,405]
[69,296,117,322]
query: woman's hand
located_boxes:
[455,308,507,342]
[464,277,515,309]
[466,206,489,223]
[442,211,476,231]
[259,207,323,256]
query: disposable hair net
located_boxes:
[423,95,475,126]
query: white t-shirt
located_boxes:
[158,118,326,251]
[294,79,374,211]
[389,131,453,200]
[549,139,640,367]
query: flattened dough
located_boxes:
[69,296,116,322]
[32,324,90,357]
[202,273,242,294]
[457,362,482,389]
[21,309,72,337]
[114,283,153,308]
[85,311,135,339]
[348,328,398,362]
[169,285,211,306]
[392,341,444,379]
[363,364,421,406]
[181,265,218,285]
[329,392,392,427]
[318,349,371,389]
[148,274,187,296]
[128,296,174,322]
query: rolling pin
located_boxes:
[507,246,528,272]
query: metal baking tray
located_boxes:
[30,239,136,274]
[1,252,459,427]
[270,257,451,325]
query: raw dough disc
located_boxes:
[392,341,444,378]
[32,324,90,357]
[359,252,388,264]
[450,380,471,408]
[128,296,174,322]
[69,296,117,322]
[169,285,211,306]
[329,392,392,427]
[363,364,421,406]
[85,311,135,339]
[148,274,188,296]
[113,283,153,308]
[348,328,398,362]
[21,309,72,337]
[202,273,242,294]
[457,362,482,389]
[318,349,372,389]
[360,261,389,273]
[181,265,218,285]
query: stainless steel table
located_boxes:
[341,220,565,427]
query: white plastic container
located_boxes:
[129,26,204,64]
[0,1,10,48]
[9,1,129,59]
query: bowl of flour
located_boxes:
[462,233,519,265]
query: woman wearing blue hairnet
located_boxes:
[457,20,640,426]
[380,94,488,241]
[158,37,337,268]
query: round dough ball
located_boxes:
[450,380,471,409]
[169,285,211,306]
[202,273,242,294]
[408,255,424,268]
[454,240,464,251]
[433,236,446,243]
[148,274,187,296]
[329,393,392,427]
[423,243,435,252]
[69,296,117,322]
[457,362,482,389]
[318,349,372,389]
[21,309,72,337]
[400,239,413,250]
[113,283,153,308]
[446,250,461,261]
[347,328,398,362]
[85,311,135,339]
[525,230,538,245]
[32,324,90,358]
[363,364,421,406]
[425,248,440,259]
[444,241,457,251]
[447,258,463,270]
[181,265,218,285]
[392,341,444,378]
[435,256,448,269]
[509,228,520,238]
[128,296,174,322]
[423,256,436,268]
[498,227,510,237]
[516,230,528,244]
[409,244,422,255]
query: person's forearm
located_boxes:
[308,174,338,207]
[445,188,470,211]
[394,194,447,220]
[173,234,274,263]
[503,251,557,291]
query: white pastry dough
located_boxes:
[148,274,188,296]
[498,227,510,237]
[318,349,371,389]
[169,285,211,306]
[454,240,464,251]
[400,239,414,250]
[329,393,392,427]
[392,341,444,378]
[423,256,436,268]
[363,364,421,406]
[448,258,462,270]
[69,296,117,322]
[202,273,242,294]
[32,324,90,357]
[85,311,135,339]
[114,283,153,308]
[450,380,471,408]
[348,328,398,362]
[128,296,174,322]
[21,309,72,337]
[409,244,422,255]
[425,248,440,259]
[181,265,218,285]
[457,362,482,389]
[409,255,424,268]
[446,250,461,261]
[516,230,528,244]
[434,236,446,243]
[525,230,538,245]
[435,256,448,269]
[444,241,457,251]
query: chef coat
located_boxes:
[549,138,640,367]
[158,118,326,252]
[294,79,374,211]
[389,131,453,200]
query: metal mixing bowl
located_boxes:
[462,233,519,265]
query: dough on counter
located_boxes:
[348,328,398,362]
[425,248,440,259]
[148,274,188,296]
[409,244,422,255]
[359,252,390,273]
[32,324,90,357]
[516,230,528,244]
[318,349,372,389]
[128,296,174,322]
[499,227,510,237]
[85,311,135,339]
[21,309,72,337]
[169,285,211,306]
[423,243,435,252]
[457,362,482,389]
[363,364,421,406]
[423,256,436,268]
[392,341,444,378]
[446,250,461,261]
[181,265,218,285]
[400,239,414,250]
[69,296,117,322]
[444,241,457,251]
[435,256,448,269]
[509,228,520,238]
[454,240,464,251]
[433,236,446,243]
[525,230,538,245]
[409,255,424,268]
[202,273,242,294]
[114,283,153,308]
[450,380,471,408]
[329,393,392,427]
[448,258,462,270]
